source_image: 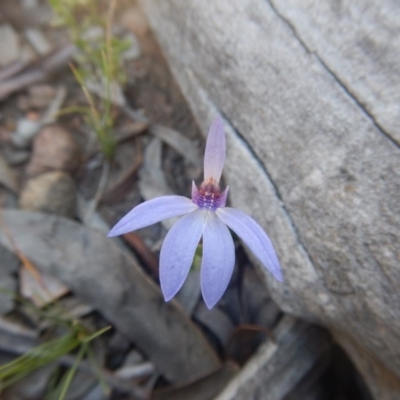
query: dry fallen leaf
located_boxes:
[0,209,221,383]
[19,267,69,307]
[139,137,173,199]
[151,124,202,167]
[24,28,52,56]
[0,24,20,67]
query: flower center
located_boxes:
[192,178,227,211]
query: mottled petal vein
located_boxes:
[204,116,226,182]
[201,212,235,309]
[217,207,283,281]
[107,196,197,237]
[160,210,205,301]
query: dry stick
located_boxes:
[122,232,159,278]
[0,44,76,101]
[0,58,32,83]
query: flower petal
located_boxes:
[160,210,205,301]
[201,212,235,309]
[204,116,226,183]
[107,196,197,237]
[216,207,283,281]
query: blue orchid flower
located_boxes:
[108,117,283,308]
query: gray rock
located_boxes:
[139,1,400,398]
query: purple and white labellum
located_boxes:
[191,180,229,211]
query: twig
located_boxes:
[0,59,32,83]
[122,232,159,278]
[0,44,76,101]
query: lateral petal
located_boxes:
[107,196,197,237]
[160,210,205,301]
[216,207,283,282]
[201,212,235,309]
[204,116,226,183]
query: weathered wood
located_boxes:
[0,210,220,383]
[215,316,331,400]
[152,362,239,400]
[138,1,400,398]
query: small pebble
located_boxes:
[26,125,80,177]
[19,171,77,218]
